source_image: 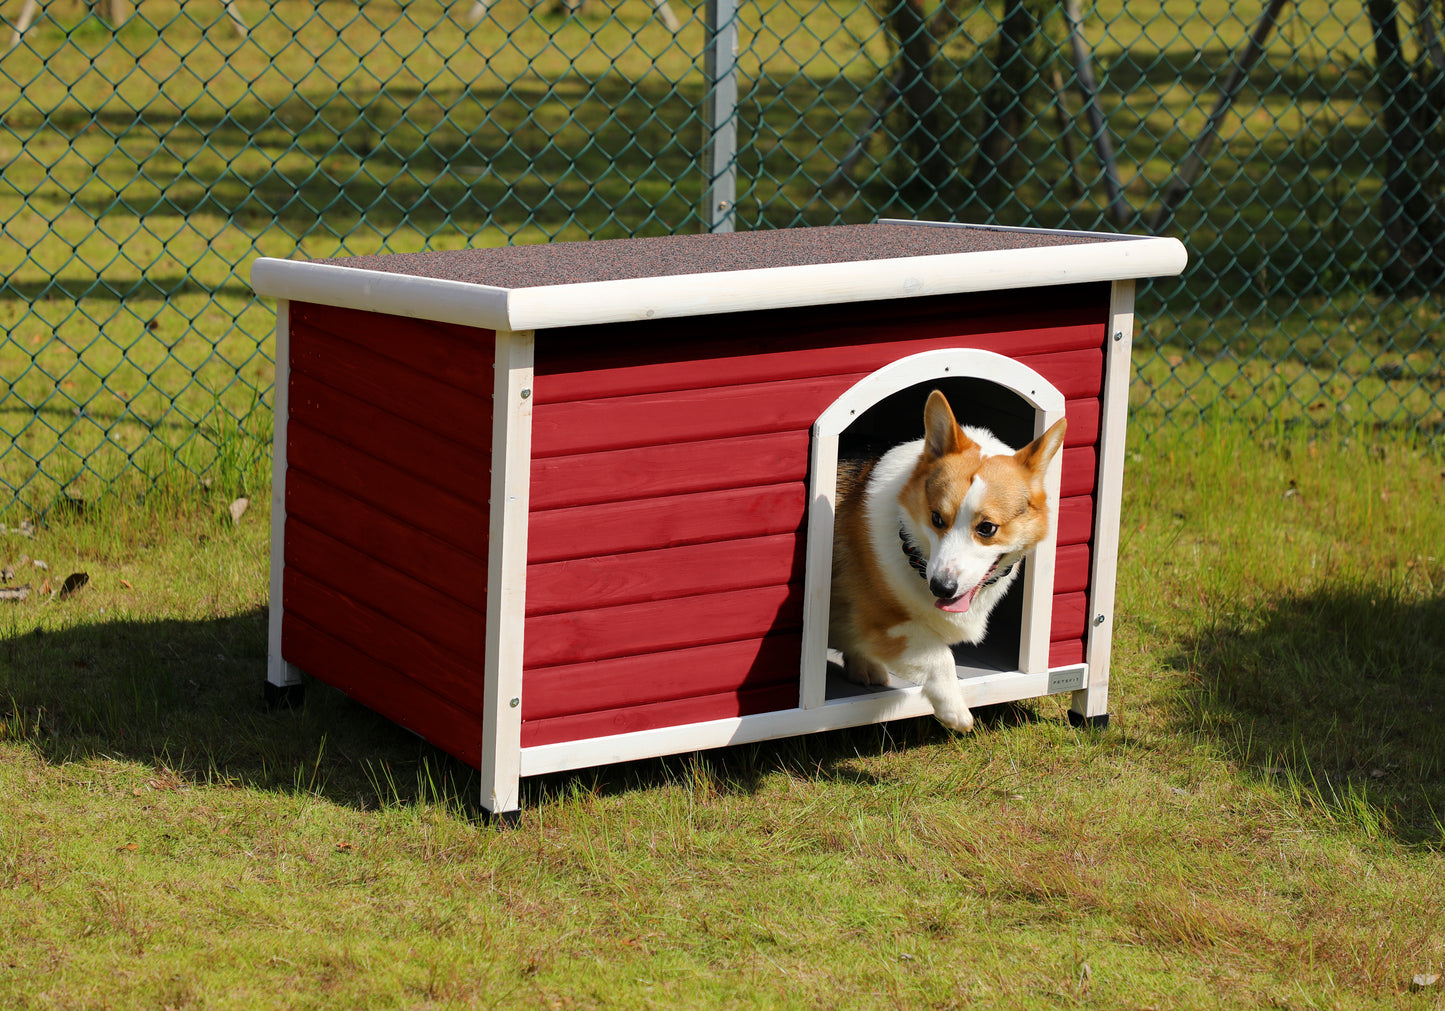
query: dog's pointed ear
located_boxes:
[1015,417,1067,482]
[923,391,969,459]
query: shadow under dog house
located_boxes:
[250,220,1187,818]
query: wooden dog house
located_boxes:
[250,220,1186,818]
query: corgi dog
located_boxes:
[829,390,1067,732]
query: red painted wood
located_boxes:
[531,374,855,459]
[534,322,1107,404]
[293,302,495,392]
[283,569,482,715]
[286,519,486,665]
[532,285,1111,403]
[288,370,490,504]
[1049,591,1090,641]
[1062,398,1101,448]
[534,375,1103,463]
[528,482,807,564]
[1048,639,1085,667]
[287,420,488,554]
[521,634,801,721]
[520,682,802,748]
[526,533,804,618]
[290,319,491,452]
[529,430,808,511]
[1025,349,1104,401]
[283,611,484,766]
[1054,542,1092,594]
[1056,495,1094,546]
[1060,446,1097,499]
[287,470,488,608]
[523,582,804,669]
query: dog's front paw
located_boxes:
[932,700,975,733]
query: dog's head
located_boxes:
[900,390,1067,613]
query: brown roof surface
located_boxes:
[310,223,1119,290]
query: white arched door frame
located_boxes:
[800,348,1068,709]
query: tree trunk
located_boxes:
[888,0,952,190]
[967,0,1041,208]
[1367,0,1445,291]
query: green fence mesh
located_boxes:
[2,0,1442,514]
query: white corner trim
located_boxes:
[480,329,536,817]
[1074,280,1137,721]
[266,299,301,688]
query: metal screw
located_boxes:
[1113,331,1124,342]
[509,697,520,708]
[520,389,531,400]
[1094,614,1107,626]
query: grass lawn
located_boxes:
[1,417,1441,1008]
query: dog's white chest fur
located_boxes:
[863,432,1021,647]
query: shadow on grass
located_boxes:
[1,606,1017,817]
[1171,583,1445,846]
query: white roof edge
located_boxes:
[249,257,516,331]
[249,234,1187,332]
[505,236,1188,329]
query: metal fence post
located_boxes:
[703,0,739,233]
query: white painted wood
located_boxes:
[249,230,1188,334]
[502,237,1188,330]
[800,430,838,710]
[1015,399,1067,675]
[250,258,514,332]
[266,300,303,688]
[519,663,1089,777]
[801,348,1068,708]
[479,330,536,817]
[1073,280,1137,722]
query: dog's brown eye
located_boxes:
[976,522,998,538]
[931,511,946,529]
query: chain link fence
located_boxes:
[2,0,1441,514]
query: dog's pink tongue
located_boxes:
[936,586,978,613]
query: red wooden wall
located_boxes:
[280,302,495,762]
[521,283,1111,747]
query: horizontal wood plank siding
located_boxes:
[281,303,495,765]
[284,612,484,759]
[522,635,803,722]
[524,288,1110,743]
[529,483,808,564]
[521,683,803,749]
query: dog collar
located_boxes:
[898,524,1014,587]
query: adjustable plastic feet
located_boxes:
[1068,710,1109,731]
[263,681,306,710]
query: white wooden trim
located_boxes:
[266,300,302,688]
[249,232,1187,333]
[250,257,513,332]
[1073,280,1137,721]
[519,663,1089,777]
[479,330,535,816]
[1015,399,1067,675]
[801,348,1068,708]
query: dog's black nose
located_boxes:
[929,575,958,600]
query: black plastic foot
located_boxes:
[1068,710,1109,731]
[263,681,306,711]
[482,807,522,828]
